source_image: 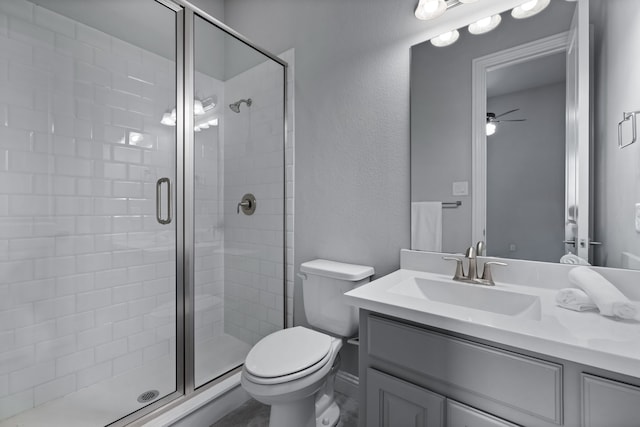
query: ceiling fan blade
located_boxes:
[495,108,520,119]
[496,119,526,122]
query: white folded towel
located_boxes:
[568,266,638,320]
[411,202,442,252]
[555,288,597,312]
[560,253,590,265]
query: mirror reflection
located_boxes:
[410,0,640,270]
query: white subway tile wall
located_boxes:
[0,0,294,422]
[193,70,225,360]
[0,0,178,420]
[222,49,293,345]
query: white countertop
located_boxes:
[345,267,640,378]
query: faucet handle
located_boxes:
[442,256,466,281]
[476,240,485,256]
[480,261,507,286]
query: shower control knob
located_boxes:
[237,193,257,215]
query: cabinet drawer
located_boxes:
[368,315,563,424]
[447,400,519,427]
[582,374,640,427]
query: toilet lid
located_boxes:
[244,327,332,378]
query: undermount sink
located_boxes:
[388,276,541,319]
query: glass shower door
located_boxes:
[0,1,180,425]
[192,14,286,387]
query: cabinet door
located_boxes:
[582,374,640,427]
[447,400,519,427]
[366,368,445,427]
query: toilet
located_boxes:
[241,259,374,427]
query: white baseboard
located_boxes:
[335,370,359,398]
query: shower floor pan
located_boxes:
[0,334,250,427]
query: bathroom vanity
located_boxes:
[345,250,640,427]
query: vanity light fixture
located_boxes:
[415,0,447,21]
[468,14,502,35]
[430,29,460,47]
[511,0,550,19]
[415,0,552,49]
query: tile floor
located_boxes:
[212,391,358,427]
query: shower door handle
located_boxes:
[156,177,172,225]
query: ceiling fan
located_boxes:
[486,109,526,136]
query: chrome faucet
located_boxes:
[443,241,506,286]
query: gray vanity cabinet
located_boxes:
[359,310,640,427]
[366,368,445,427]
[447,401,519,427]
[581,374,640,427]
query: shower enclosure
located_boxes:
[0,0,287,426]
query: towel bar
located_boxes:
[443,201,462,208]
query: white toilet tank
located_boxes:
[300,259,374,338]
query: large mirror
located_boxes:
[410,0,640,270]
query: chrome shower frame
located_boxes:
[110,0,289,425]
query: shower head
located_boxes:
[229,98,252,113]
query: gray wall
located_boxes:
[593,0,640,269]
[486,82,566,262]
[410,0,575,253]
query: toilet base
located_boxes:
[316,400,339,427]
[268,395,316,427]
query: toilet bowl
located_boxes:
[240,259,374,427]
[241,327,343,427]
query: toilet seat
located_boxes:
[244,327,335,385]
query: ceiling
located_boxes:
[487,51,567,98]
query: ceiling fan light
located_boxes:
[430,29,460,47]
[511,0,550,19]
[468,14,501,34]
[415,0,447,20]
[486,122,497,136]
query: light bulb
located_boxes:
[415,0,447,20]
[511,0,550,19]
[486,122,497,136]
[430,30,460,47]
[129,132,143,143]
[468,14,502,35]
[161,112,175,126]
[194,99,205,115]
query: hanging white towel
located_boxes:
[411,202,442,252]
[568,266,638,320]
